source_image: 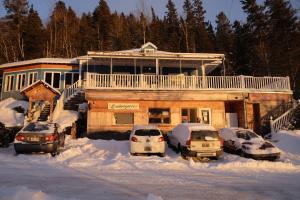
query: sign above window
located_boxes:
[108,103,139,110]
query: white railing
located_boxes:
[85,73,291,92]
[270,108,294,133]
[51,91,65,122]
[64,80,82,101]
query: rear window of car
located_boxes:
[191,130,218,141]
[236,130,259,140]
[134,129,161,136]
[23,123,50,132]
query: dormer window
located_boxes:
[141,42,158,54]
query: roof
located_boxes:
[20,80,61,95]
[0,58,78,69]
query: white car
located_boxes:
[130,125,166,157]
[220,128,281,160]
[168,123,223,159]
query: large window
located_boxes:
[16,74,26,90]
[28,72,38,85]
[181,108,198,123]
[65,72,79,88]
[45,72,61,88]
[4,75,14,92]
[149,108,170,124]
[114,113,134,125]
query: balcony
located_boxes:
[84,73,291,93]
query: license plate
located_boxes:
[144,147,152,151]
[202,143,210,147]
[197,152,216,157]
[28,137,39,142]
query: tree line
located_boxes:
[0,0,300,97]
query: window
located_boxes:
[134,129,161,136]
[199,109,211,125]
[5,75,14,92]
[114,113,134,125]
[181,108,198,123]
[28,72,38,85]
[16,74,26,90]
[45,72,61,88]
[149,108,170,124]
[65,72,79,88]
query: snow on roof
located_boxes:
[141,42,158,50]
[179,123,216,131]
[20,80,61,95]
[0,58,78,69]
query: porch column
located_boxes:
[110,58,113,74]
[156,59,159,75]
[134,59,137,74]
[201,63,207,88]
[179,60,182,74]
[79,60,82,86]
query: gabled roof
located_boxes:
[21,80,61,95]
[141,42,158,51]
[0,58,78,69]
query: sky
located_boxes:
[0,0,299,26]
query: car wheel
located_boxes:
[130,153,136,156]
[51,151,59,157]
[159,153,165,157]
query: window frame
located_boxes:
[28,72,38,86]
[4,74,14,92]
[148,108,171,124]
[64,72,79,89]
[181,108,198,123]
[16,73,26,91]
[44,71,61,89]
[113,113,134,125]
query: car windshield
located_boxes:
[191,130,218,141]
[23,123,50,132]
[236,130,259,140]
[135,129,161,136]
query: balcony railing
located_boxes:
[85,73,291,92]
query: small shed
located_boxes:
[21,80,61,117]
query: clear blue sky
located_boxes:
[0,0,298,26]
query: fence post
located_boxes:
[270,116,275,134]
[240,75,245,89]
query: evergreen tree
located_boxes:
[3,0,29,60]
[241,0,270,75]
[192,0,214,52]
[182,0,195,52]
[93,0,112,51]
[164,0,181,52]
[23,5,45,59]
[215,12,234,74]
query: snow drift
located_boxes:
[0,98,28,127]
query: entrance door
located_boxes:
[253,103,261,133]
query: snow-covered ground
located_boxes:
[0,130,300,200]
[0,98,28,127]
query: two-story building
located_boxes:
[0,43,293,135]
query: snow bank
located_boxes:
[147,193,164,200]
[52,110,78,130]
[0,98,28,127]
[53,136,300,173]
[0,186,69,200]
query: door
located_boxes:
[253,103,261,133]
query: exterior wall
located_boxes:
[1,64,78,100]
[87,99,226,134]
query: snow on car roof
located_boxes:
[132,125,159,131]
[179,123,216,131]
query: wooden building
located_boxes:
[0,43,294,134]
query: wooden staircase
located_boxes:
[37,104,51,121]
[64,92,86,111]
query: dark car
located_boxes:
[14,122,65,157]
[0,122,10,147]
[220,128,281,161]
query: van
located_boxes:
[168,123,223,159]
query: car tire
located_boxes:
[159,153,165,157]
[130,153,136,156]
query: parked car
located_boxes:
[0,122,10,147]
[130,125,166,157]
[168,123,223,159]
[14,122,65,157]
[219,128,281,161]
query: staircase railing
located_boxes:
[270,100,298,133]
[64,80,82,102]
